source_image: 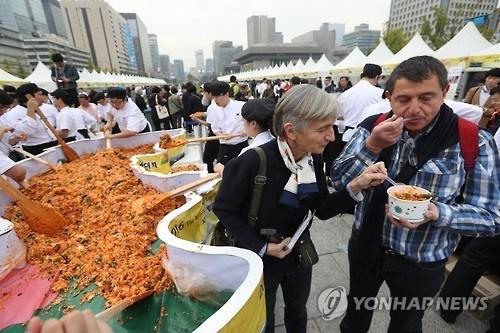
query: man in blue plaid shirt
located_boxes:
[332,56,500,333]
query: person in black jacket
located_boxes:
[148,86,170,130]
[182,82,203,133]
[133,87,148,113]
[213,85,387,333]
[50,53,79,107]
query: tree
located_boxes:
[16,66,28,78]
[2,59,13,73]
[383,28,409,53]
[478,25,495,42]
[420,6,450,49]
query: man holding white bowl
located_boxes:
[332,55,500,333]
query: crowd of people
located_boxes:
[1,54,499,333]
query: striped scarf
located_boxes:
[277,138,318,208]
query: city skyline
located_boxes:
[104,0,397,68]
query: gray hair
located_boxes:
[273,84,339,137]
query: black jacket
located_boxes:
[214,140,355,272]
[51,63,79,89]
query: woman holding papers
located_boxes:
[214,85,385,333]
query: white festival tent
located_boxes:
[366,42,394,65]
[433,22,492,59]
[301,57,317,76]
[333,47,368,70]
[308,54,334,76]
[266,64,280,79]
[277,62,288,77]
[284,61,295,76]
[77,68,94,87]
[470,42,500,57]
[0,68,25,85]
[383,32,434,66]
[24,61,57,92]
[292,59,306,75]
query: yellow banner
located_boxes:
[134,152,171,174]
[468,55,500,68]
[169,200,206,243]
[169,181,221,244]
[220,276,266,333]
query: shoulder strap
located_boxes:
[248,147,267,228]
[473,86,481,101]
[457,117,479,171]
[358,112,393,132]
[373,112,390,128]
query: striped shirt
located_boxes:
[332,125,500,263]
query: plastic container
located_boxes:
[0,218,27,281]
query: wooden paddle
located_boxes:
[186,135,231,143]
[0,176,67,235]
[132,173,220,215]
[35,109,79,162]
[13,147,58,171]
[95,290,154,322]
[104,130,112,149]
[159,134,236,149]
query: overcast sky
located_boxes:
[105,0,392,69]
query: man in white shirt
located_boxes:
[257,79,268,99]
[13,83,58,155]
[206,81,248,165]
[338,63,384,143]
[0,91,26,183]
[51,89,78,140]
[103,87,150,139]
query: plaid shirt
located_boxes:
[332,126,500,263]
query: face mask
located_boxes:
[202,95,211,106]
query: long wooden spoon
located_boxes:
[13,147,58,171]
[159,134,234,150]
[0,176,67,235]
[132,173,219,215]
[35,109,79,162]
[104,130,112,150]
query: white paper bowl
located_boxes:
[387,185,432,223]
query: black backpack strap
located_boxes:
[248,146,267,228]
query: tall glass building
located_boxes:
[0,0,49,36]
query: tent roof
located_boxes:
[310,54,334,73]
[0,68,25,84]
[470,42,500,57]
[292,59,305,74]
[334,47,367,69]
[302,57,316,72]
[366,42,394,65]
[383,33,434,65]
[434,22,492,59]
[24,61,57,91]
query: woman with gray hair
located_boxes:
[214,85,387,333]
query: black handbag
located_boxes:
[295,235,319,268]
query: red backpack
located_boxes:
[373,113,479,171]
